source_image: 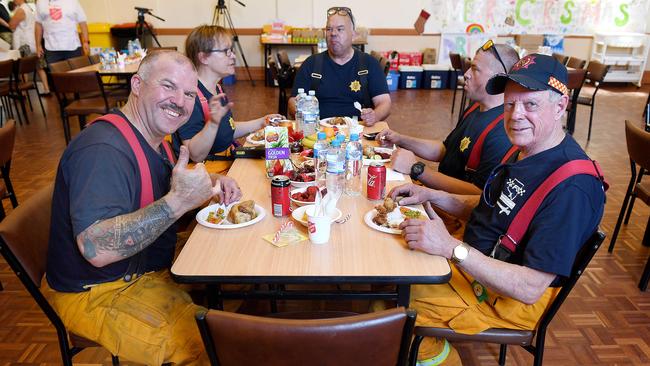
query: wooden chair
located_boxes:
[268,57,291,116]
[196,307,416,366]
[66,55,91,70]
[48,60,71,73]
[88,54,101,65]
[552,52,568,66]
[566,56,587,69]
[50,71,119,144]
[448,52,465,117]
[565,69,587,135]
[409,231,606,366]
[0,184,120,365]
[0,119,17,221]
[577,61,610,141]
[0,59,20,124]
[609,121,650,289]
[14,55,47,121]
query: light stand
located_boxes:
[213,0,255,86]
[134,7,164,48]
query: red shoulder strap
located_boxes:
[162,141,176,164]
[462,102,480,120]
[498,160,608,253]
[500,146,519,164]
[465,112,505,171]
[197,88,211,124]
[89,114,154,208]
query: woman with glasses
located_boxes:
[175,25,282,173]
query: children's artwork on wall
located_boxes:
[544,34,564,54]
[420,0,648,35]
[438,33,494,65]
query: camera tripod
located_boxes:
[135,7,164,48]
[213,0,255,86]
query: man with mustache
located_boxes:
[288,7,391,126]
[44,51,241,364]
[391,54,606,365]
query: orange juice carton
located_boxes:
[265,126,292,178]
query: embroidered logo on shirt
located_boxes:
[229,116,235,130]
[459,136,471,152]
[349,80,361,92]
[49,6,62,21]
[472,280,488,303]
[497,178,525,215]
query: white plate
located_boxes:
[196,202,266,229]
[245,131,265,146]
[363,206,427,235]
[292,205,342,227]
[363,146,394,165]
[290,186,326,206]
[320,116,354,129]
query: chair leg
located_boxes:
[111,354,120,365]
[17,94,29,125]
[0,280,3,291]
[640,253,650,291]
[587,102,595,141]
[35,87,46,117]
[408,335,425,366]
[25,91,34,112]
[450,73,458,115]
[624,194,637,225]
[609,188,633,252]
[498,344,507,366]
[62,113,71,144]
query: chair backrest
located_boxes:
[196,307,416,366]
[625,120,650,171]
[0,119,16,168]
[276,50,291,70]
[380,57,390,76]
[88,54,100,65]
[461,56,472,73]
[16,55,39,75]
[567,68,586,90]
[566,56,586,69]
[536,231,604,333]
[585,60,610,84]
[449,52,462,71]
[0,59,14,79]
[51,71,104,95]
[67,55,91,70]
[48,60,71,73]
[552,52,568,65]
[370,50,383,62]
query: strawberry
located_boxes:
[306,186,319,195]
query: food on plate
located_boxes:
[300,149,313,158]
[206,207,226,224]
[363,146,392,160]
[329,116,348,126]
[289,159,315,182]
[228,200,258,224]
[292,186,327,203]
[250,129,265,141]
[372,197,424,228]
[301,132,335,148]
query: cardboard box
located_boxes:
[265,126,292,177]
[422,48,437,65]
[514,35,544,53]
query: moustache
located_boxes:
[163,103,184,116]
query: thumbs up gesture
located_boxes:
[166,146,220,217]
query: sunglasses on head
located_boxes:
[481,40,507,73]
[327,7,355,28]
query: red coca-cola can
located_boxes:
[367,163,386,200]
[271,175,291,217]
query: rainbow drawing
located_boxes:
[466,23,485,34]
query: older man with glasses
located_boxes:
[288,7,391,126]
[376,41,520,196]
[388,54,606,365]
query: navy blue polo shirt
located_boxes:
[439,104,512,188]
[464,135,605,285]
[47,111,177,292]
[291,51,389,119]
[173,81,235,159]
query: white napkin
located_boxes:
[386,168,405,181]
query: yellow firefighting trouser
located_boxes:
[43,270,209,365]
[411,263,559,363]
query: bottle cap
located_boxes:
[330,139,341,147]
[308,90,316,95]
[298,88,305,94]
[317,131,326,140]
[349,133,359,141]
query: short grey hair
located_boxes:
[136,50,196,81]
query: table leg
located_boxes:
[396,284,411,307]
[643,216,650,247]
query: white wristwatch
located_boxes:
[451,243,470,264]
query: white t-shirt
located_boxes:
[35,0,87,51]
[13,3,36,52]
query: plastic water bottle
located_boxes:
[127,40,134,56]
[326,139,345,197]
[302,90,319,137]
[313,131,329,188]
[133,38,142,52]
[295,88,306,132]
[345,133,363,196]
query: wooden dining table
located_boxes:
[171,122,451,307]
[67,61,140,76]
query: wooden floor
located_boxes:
[1,82,650,365]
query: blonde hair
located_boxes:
[185,25,232,67]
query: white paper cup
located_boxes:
[307,212,331,244]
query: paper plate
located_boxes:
[363,146,394,165]
[245,131,265,146]
[363,207,427,235]
[196,202,266,229]
[291,205,342,227]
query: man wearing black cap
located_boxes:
[389,54,606,365]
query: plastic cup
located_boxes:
[307,210,332,244]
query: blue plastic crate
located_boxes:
[386,71,399,91]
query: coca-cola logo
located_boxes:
[367,174,377,187]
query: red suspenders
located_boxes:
[461,102,509,172]
[497,159,608,253]
[197,84,225,124]
[89,114,176,208]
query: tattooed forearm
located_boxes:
[77,199,175,267]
